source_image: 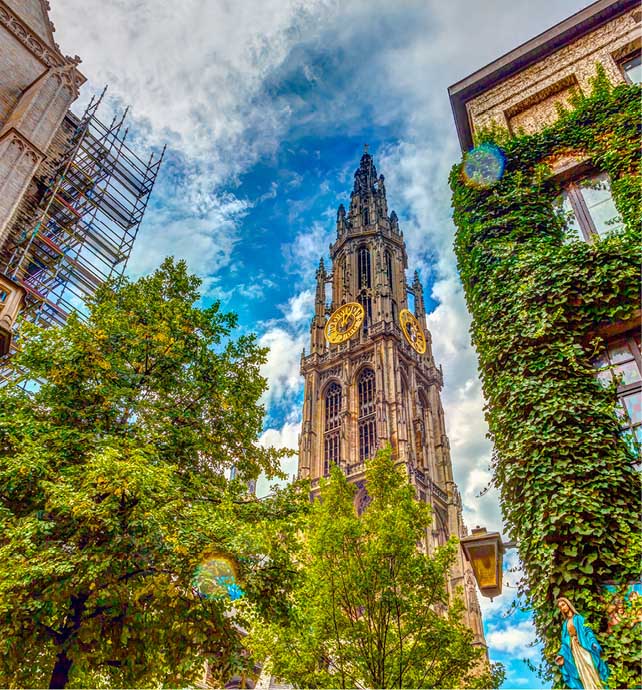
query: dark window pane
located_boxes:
[358,247,371,288]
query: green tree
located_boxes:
[244,447,503,689]
[0,258,303,688]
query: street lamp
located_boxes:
[460,526,513,599]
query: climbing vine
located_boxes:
[450,69,641,687]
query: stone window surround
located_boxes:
[503,73,580,136]
[610,36,641,83]
[323,381,342,476]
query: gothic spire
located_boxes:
[412,270,426,321]
[347,146,389,232]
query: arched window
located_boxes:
[358,246,371,288]
[399,377,407,426]
[385,250,393,287]
[416,390,430,470]
[358,369,377,463]
[363,206,370,226]
[358,293,372,333]
[434,510,448,546]
[324,382,342,476]
[337,256,345,295]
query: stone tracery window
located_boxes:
[358,368,377,463]
[324,382,342,476]
[358,293,372,332]
[357,246,373,332]
[358,246,371,288]
[385,249,393,287]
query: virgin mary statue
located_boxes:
[555,597,610,689]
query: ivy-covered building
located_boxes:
[448,0,640,685]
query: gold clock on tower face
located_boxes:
[325,302,365,344]
[399,308,426,354]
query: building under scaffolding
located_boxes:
[4,92,164,329]
[0,92,164,383]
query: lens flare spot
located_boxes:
[193,555,243,601]
[463,143,505,187]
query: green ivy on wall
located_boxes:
[450,69,641,687]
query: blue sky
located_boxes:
[49,0,593,685]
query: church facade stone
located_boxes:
[298,150,485,646]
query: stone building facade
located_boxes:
[449,0,640,147]
[0,0,162,358]
[0,0,84,251]
[298,150,485,646]
[449,0,641,459]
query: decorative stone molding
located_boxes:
[0,0,84,90]
[319,366,341,383]
[0,126,41,159]
[350,351,373,373]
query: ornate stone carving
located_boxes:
[0,0,83,88]
[319,366,342,383]
[351,351,373,368]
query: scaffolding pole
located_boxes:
[1,91,165,383]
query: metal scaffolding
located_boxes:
[1,90,164,381]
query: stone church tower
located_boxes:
[298,149,485,646]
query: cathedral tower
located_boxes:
[298,148,485,645]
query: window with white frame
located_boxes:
[557,172,623,242]
[592,332,642,457]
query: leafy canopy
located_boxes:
[0,258,304,688]
[244,447,503,689]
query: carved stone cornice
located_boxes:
[0,0,85,85]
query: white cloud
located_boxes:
[258,327,306,409]
[485,619,539,659]
[282,219,334,283]
[51,0,337,168]
[284,289,315,325]
[257,417,301,496]
[127,191,248,279]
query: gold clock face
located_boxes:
[399,308,426,354]
[325,302,365,344]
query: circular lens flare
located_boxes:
[193,555,243,601]
[463,143,505,187]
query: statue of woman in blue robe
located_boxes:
[555,597,610,689]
